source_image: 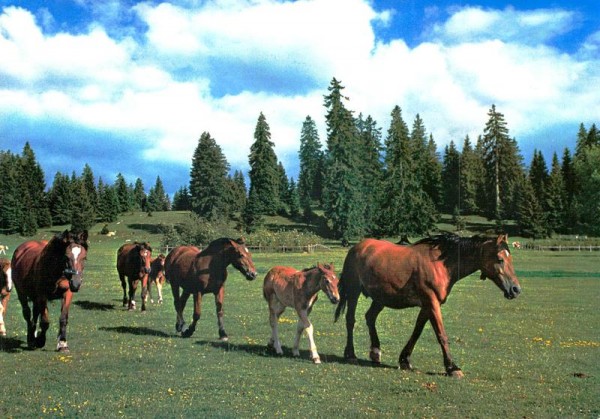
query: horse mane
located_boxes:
[134,241,152,252]
[301,264,332,273]
[414,232,507,264]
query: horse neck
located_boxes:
[38,239,66,279]
[300,268,323,296]
[447,239,485,282]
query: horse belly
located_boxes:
[365,280,422,309]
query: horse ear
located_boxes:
[496,234,507,245]
[317,262,323,270]
[236,237,246,245]
[80,230,89,243]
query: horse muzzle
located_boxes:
[244,270,258,281]
[503,279,521,300]
[64,269,83,292]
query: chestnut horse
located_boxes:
[117,242,152,311]
[12,230,88,352]
[147,254,166,304]
[165,238,257,340]
[335,233,521,378]
[0,258,13,336]
[263,263,340,364]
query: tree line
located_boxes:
[2,77,598,239]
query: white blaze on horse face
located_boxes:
[72,245,82,262]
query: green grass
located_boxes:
[0,215,598,417]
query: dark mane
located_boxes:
[134,241,152,252]
[414,233,505,265]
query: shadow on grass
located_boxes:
[127,223,164,234]
[194,339,397,369]
[74,300,116,311]
[99,326,172,338]
[0,336,26,353]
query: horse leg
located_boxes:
[157,279,163,304]
[267,303,285,355]
[56,290,73,353]
[343,293,359,362]
[428,302,463,378]
[119,274,127,307]
[34,300,50,349]
[399,307,429,371]
[181,292,201,338]
[171,283,186,332]
[140,274,148,312]
[294,310,320,364]
[0,297,5,336]
[18,293,35,348]
[128,278,138,310]
[214,287,228,341]
[365,300,385,364]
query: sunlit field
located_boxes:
[0,219,598,417]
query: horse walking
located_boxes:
[335,233,521,378]
[0,258,13,336]
[11,230,88,352]
[117,242,153,311]
[263,263,340,364]
[147,254,166,304]
[165,238,257,340]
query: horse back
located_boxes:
[11,240,47,294]
[164,246,201,287]
[263,266,303,307]
[116,243,138,277]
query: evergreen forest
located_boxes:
[1,78,599,239]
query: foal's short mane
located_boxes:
[414,232,508,264]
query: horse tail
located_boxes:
[334,272,347,322]
[334,245,359,323]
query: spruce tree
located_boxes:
[247,112,281,216]
[71,178,95,231]
[441,141,460,213]
[297,115,324,213]
[574,143,600,235]
[147,176,170,212]
[356,113,383,235]
[20,142,50,231]
[0,151,23,234]
[545,153,566,234]
[288,178,301,218]
[516,176,548,238]
[459,136,480,214]
[133,178,147,211]
[529,150,548,207]
[277,162,290,214]
[172,186,192,211]
[81,164,98,211]
[189,131,231,220]
[48,172,73,225]
[98,179,119,222]
[114,173,131,213]
[230,170,247,213]
[322,78,367,241]
[424,134,442,209]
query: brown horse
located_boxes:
[335,233,521,378]
[263,263,340,364]
[165,238,257,340]
[117,242,152,311]
[147,254,166,304]
[0,258,12,336]
[12,230,88,352]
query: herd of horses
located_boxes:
[0,230,521,377]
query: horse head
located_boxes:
[135,242,153,278]
[479,234,521,299]
[60,230,89,292]
[317,262,340,304]
[0,258,12,294]
[228,238,257,281]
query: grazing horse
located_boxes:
[263,263,340,364]
[12,230,88,352]
[335,233,521,378]
[165,238,257,340]
[117,242,152,311]
[0,258,13,336]
[147,254,166,304]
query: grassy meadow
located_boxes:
[0,212,598,417]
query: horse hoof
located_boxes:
[57,341,70,353]
[448,369,464,379]
[219,336,229,342]
[292,350,300,357]
[35,335,47,349]
[181,327,194,338]
[312,357,321,364]
[369,348,381,364]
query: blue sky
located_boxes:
[1,0,599,196]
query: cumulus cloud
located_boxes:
[1,1,599,194]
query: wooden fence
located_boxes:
[158,243,332,255]
[524,245,600,252]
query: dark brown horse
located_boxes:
[263,263,340,363]
[0,258,12,336]
[165,238,257,340]
[335,233,521,378]
[117,242,152,311]
[147,254,166,304]
[12,230,88,352]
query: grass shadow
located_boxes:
[0,336,26,353]
[99,326,172,338]
[194,339,396,369]
[127,223,164,234]
[74,300,116,311]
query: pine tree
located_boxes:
[133,178,147,211]
[288,178,301,217]
[277,162,290,215]
[529,150,548,207]
[20,142,51,231]
[297,115,324,213]
[441,141,460,213]
[0,151,23,234]
[480,105,524,220]
[97,179,119,222]
[172,186,192,211]
[247,112,281,216]
[81,164,98,212]
[71,178,96,231]
[147,176,170,212]
[545,153,566,234]
[48,172,73,225]
[424,134,442,209]
[189,132,231,220]
[229,170,247,213]
[516,176,548,238]
[114,173,131,214]
[574,143,600,235]
[322,78,367,241]
[356,113,383,234]
[459,136,480,214]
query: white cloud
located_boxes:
[1,1,599,193]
